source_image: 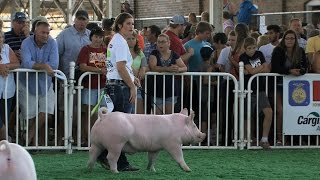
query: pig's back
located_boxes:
[10,143,37,180]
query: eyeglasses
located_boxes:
[285,37,295,40]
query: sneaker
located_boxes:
[260,141,271,150]
[118,164,139,171]
[97,157,110,170]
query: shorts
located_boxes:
[18,83,55,120]
[150,96,178,106]
[0,98,13,128]
[250,92,271,114]
[81,88,104,105]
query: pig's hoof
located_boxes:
[148,167,156,172]
[182,166,191,172]
[111,169,119,174]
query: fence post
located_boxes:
[67,62,76,154]
[238,62,246,150]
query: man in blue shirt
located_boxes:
[19,18,59,146]
[56,10,90,145]
[237,0,258,25]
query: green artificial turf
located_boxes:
[33,149,320,180]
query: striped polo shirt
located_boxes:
[4,29,31,51]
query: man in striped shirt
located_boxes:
[4,12,31,62]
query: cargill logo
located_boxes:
[297,112,320,126]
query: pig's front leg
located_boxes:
[147,151,159,172]
[165,144,191,172]
[87,144,103,170]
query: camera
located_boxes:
[299,68,306,75]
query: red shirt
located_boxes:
[165,30,186,56]
[77,45,107,89]
[137,34,145,50]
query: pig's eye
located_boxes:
[7,158,11,161]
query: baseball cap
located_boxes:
[13,12,27,21]
[170,15,188,25]
[200,45,214,60]
[75,10,89,20]
[32,16,49,25]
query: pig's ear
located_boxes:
[180,108,188,116]
[98,107,109,118]
[0,140,11,159]
[189,109,195,120]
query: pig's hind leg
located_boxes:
[147,151,159,172]
[87,143,103,170]
[106,143,126,173]
[165,144,191,172]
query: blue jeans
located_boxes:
[99,82,133,169]
[106,84,133,113]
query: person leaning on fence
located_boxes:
[148,33,187,115]
[271,29,307,146]
[199,45,216,145]
[259,25,281,65]
[239,37,273,150]
[56,9,91,145]
[19,18,59,146]
[183,21,213,119]
[165,15,194,113]
[0,30,20,141]
[77,27,106,146]
[96,12,140,172]
[216,30,237,146]
[229,23,249,81]
[127,30,147,114]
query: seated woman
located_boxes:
[148,33,187,114]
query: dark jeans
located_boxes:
[220,80,235,146]
[98,82,133,169]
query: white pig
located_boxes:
[0,140,37,180]
[87,107,206,173]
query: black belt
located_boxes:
[107,79,126,85]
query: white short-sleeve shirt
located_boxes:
[259,43,275,64]
[0,44,15,99]
[106,33,134,81]
[217,46,232,73]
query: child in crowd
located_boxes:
[239,37,273,149]
[200,45,217,145]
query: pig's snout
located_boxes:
[199,133,206,142]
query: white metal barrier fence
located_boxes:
[3,68,70,153]
[246,73,320,149]
[4,63,320,152]
[74,70,240,150]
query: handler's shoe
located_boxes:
[260,141,271,150]
[119,164,139,171]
